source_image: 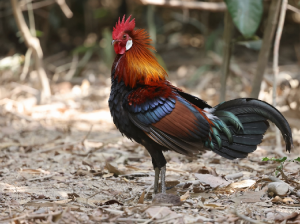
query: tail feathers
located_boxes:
[215,98,293,152]
[211,120,268,159]
[238,121,269,135]
[208,98,292,160]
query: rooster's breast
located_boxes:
[109,78,143,142]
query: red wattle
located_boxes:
[114,42,126,55]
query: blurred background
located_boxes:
[0,0,300,149]
[1,1,300,222]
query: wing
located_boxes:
[124,88,212,156]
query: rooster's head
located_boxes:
[112,15,135,55]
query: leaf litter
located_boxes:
[0,67,300,223]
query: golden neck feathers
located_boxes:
[112,29,168,88]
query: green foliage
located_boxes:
[155,54,168,72]
[262,157,300,175]
[73,45,96,54]
[225,0,263,38]
[35,30,43,38]
[188,65,211,87]
[100,28,114,68]
[237,39,262,51]
[94,8,109,19]
[262,157,300,163]
[205,27,223,53]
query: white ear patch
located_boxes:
[126,40,133,51]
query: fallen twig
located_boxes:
[117,218,149,222]
[34,142,78,154]
[142,207,164,224]
[233,209,266,224]
[27,174,56,182]
[144,183,154,200]
[0,211,62,223]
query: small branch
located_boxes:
[20,0,55,11]
[11,0,51,101]
[26,0,35,36]
[220,10,234,103]
[273,0,287,153]
[250,0,282,98]
[273,0,287,107]
[20,48,32,81]
[137,0,226,11]
[147,5,156,47]
[64,54,79,80]
[21,0,73,18]
[55,0,73,18]
[287,4,300,14]
[273,0,288,152]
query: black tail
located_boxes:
[210,98,293,160]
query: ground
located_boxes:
[0,62,300,224]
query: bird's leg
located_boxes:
[160,166,166,194]
[147,146,166,194]
[153,167,160,194]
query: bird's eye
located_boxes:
[123,34,126,39]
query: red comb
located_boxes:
[112,15,135,39]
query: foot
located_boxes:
[160,166,166,194]
[153,167,160,194]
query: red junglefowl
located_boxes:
[109,15,293,194]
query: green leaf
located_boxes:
[237,39,262,51]
[94,8,108,19]
[35,30,43,38]
[73,45,95,54]
[262,157,270,162]
[295,157,300,162]
[276,157,287,163]
[225,0,263,38]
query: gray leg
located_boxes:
[154,167,160,194]
[160,166,166,194]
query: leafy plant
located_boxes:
[224,0,263,38]
[262,157,300,175]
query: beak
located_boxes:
[111,40,116,45]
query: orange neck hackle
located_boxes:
[112,16,168,88]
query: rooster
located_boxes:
[109,15,293,194]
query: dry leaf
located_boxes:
[105,162,125,175]
[101,199,123,206]
[102,173,114,178]
[204,203,225,209]
[228,179,256,189]
[138,191,145,204]
[19,168,50,174]
[271,196,283,203]
[0,142,19,150]
[152,193,182,205]
[180,191,190,201]
[194,174,230,188]
[283,197,294,204]
[146,206,181,221]
[233,190,264,203]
